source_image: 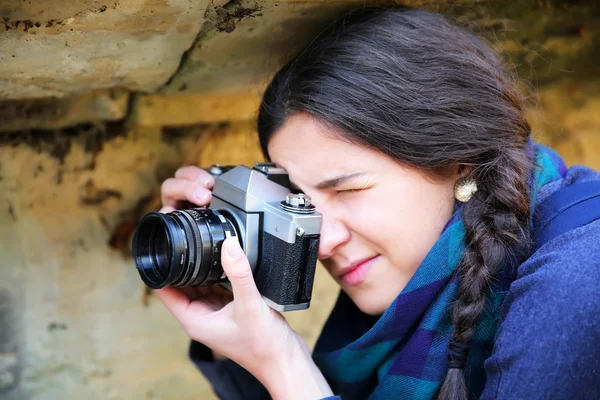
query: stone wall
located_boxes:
[0,120,344,399]
[0,1,599,399]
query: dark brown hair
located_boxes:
[257,6,533,399]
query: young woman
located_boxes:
[156,6,600,400]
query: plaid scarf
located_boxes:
[313,144,567,400]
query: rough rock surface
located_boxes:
[0,1,599,399]
[0,0,229,100]
[1,1,598,129]
[0,89,129,132]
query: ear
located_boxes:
[457,165,473,178]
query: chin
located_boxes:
[346,289,390,316]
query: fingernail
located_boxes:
[226,239,243,259]
[195,189,208,201]
[197,176,213,188]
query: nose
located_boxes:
[317,211,351,259]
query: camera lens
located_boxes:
[131,208,238,289]
[151,228,170,278]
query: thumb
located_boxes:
[221,237,264,313]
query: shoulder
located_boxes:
[514,164,600,311]
[504,163,600,326]
[480,167,600,399]
[510,218,600,315]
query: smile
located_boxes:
[339,255,380,286]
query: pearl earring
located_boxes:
[454,175,478,202]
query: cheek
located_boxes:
[343,190,409,252]
[346,183,453,266]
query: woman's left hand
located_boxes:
[155,237,333,399]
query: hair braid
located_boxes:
[438,145,533,399]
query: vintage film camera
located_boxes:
[131,163,322,311]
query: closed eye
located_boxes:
[338,178,375,193]
[336,187,370,195]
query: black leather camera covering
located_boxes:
[256,232,320,307]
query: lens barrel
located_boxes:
[132,208,238,289]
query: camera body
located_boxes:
[131,162,322,312]
[209,163,322,311]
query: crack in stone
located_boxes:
[159,0,263,92]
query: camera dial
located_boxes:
[280,193,316,214]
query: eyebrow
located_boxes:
[315,172,366,190]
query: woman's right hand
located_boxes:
[160,165,215,213]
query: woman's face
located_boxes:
[268,113,460,315]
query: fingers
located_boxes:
[155,287,223,334]
[161,177,212,209]
[175,166,215,189]
[154,287,191,323]
[160,166,215,209]
[221,237,264,313]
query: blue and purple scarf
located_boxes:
[312,144,567,399]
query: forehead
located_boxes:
[267,113,389,186]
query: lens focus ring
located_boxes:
[131,208,239,289]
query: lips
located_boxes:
[338,255,379,286]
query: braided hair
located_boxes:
[257,7,534,400]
